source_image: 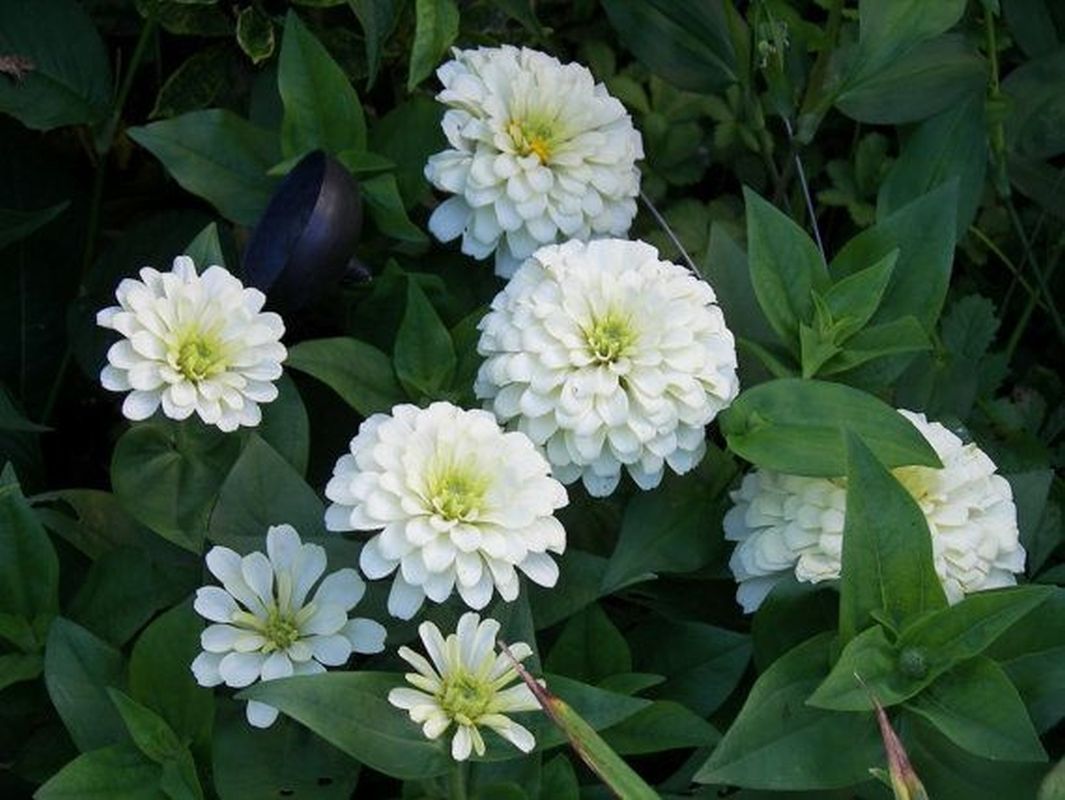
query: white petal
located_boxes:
[246,700,280,728]
[343,618,387,654]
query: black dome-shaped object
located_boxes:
[243,150,363,314]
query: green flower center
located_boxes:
[174,332,227,382]
[438,671,494,725]
[507,117,557,163]
[585,311,637,364]
[428,466,488,522]
[262,606,301,653]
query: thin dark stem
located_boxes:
[639,189,699,274]
[781,116,826,263]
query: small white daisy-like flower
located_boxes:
[425,45,644,277]
[96,255,287,432]
[324,402,568,620]
[191,524,387,728]
[388,612,539,761]
[475,238,740,497]
[726,409,1026,613]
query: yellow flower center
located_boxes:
[174,331,227,382]
[585,311,637,364]
[508,118,556,163]
[438,671,494,725]
[427,465,488,522]
[261,606,302,653]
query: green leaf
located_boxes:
[256,372,310,475]
[150,44,240,120]
[751,580,839,671]
[600,700,719,755]
[0,463,59,625]
[1002,0,1062,59]
[129,603,214,753]
[1004,47,1065,160]
[601,465,728,593]
[407,0,459,91]
[369,96,446,207]
[819,316,931,377]
[31,489,145,561]
[394,277,456,397]
[35,745,164,800]
[278,11,367,157]
[236,6,275,65]
[540,755,579,800]
[629,620,750,717]
[838,432,946,642]
[528,549,608,630]
[346,0,399,87]
[286,337,405,415]
[211,701,360,799]
[743,187,829,349]
[836,35,985,125]
[0,201,69,250]
[240,672,451,780]
[111,420,243,553]
[849,0,967,80]
[183,223,226,269]
[361,173,428,243]
[820,249,898,340]
[831,181,958,333]
[600,0,736,93]
[718,378,941,477]
[0,0,111,130]
[488,0,544,35]
[694,633,882,789]
[808,624,912,711]
[905,657,1046,763]
[208,434,326,545]
[878,93,988,237]
[544,605,632,684]
[128,111,280,226]
[0,651,42,691]
[44,618,129,753]
[701,223,777,349]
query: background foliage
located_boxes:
[1,0,1064,798]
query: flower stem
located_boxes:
[449,761,468,800]
[781,116,826,264]
[638,189,699,275]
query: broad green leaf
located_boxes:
[878,93,988,236]
[407,0,460,91]
[820,250,898,339]
[540,755,579,800]
[128,111,280,226]
[601,701,719,756]
[838,433,946,642]
[346,0,399,87]
[240,672,452,780]
[208,434,326,544]
[694,633,881,789]
[849,0,967,82]
[0,383,48,432]
[1002,0,1062,59]
[905,657,1046,763]
[1039,756,1065,800]
[0,464,59,626]
[544,604,632,684]
[183,222,226,270]
[361,172,428,243]
[0,0,111,130]
[629,620,750,717]
[44,618,129,753]
[718,378,941,477]
[819,316,931,378]
[743,187,829,348]
[134,0,232,37]
[1004,47,1065,160]
[332,148,395,176]
[0,651,42,691]
[369,96,446,207]
[35,745,164,800]
[394,277,456,397]
[489,0,544,35]
[150,44,240,120]
[278,11,366,157]
[286,337,406,415]
[830,182,958,333]
[211,701,360,799]
[1008,470,1056,574]
[31,489,145,560]
[236,6,275,65]
[600,0,736,93]
[111,420,242,552]
[129,603,214,753]
[601,464,729,592]
[836,36,985,125]
[701,223,777,349]
[257,372,310,475]
[528,549,608,630]
[751,580,839,671]
[904,712,1046,800]
[808,624,912,711]
[0,202,69,250]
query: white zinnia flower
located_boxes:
[324,402,568,619]
[425,45,644,277]
[726,409,1026,613]
[475,238,740,497]
[190,524,387,728]
[388,612,539,761]
[97,255,287,432]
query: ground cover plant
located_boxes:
[1,0,1064,797]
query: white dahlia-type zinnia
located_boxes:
[726,410,1026,613]
[425,45,644,277]
[97,255,286,432]
[388,612,539,761]
[191,524,387,728]
[475,238,740,497]
[324,402,568,619]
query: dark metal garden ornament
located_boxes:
[242,150,365,314]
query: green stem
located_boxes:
[449,761,468,800]
[1002,204,1065,362]
[98,15,157,154]
[968,225,1050,314]
[984,10,1009,195]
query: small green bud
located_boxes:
[897,648,928,679]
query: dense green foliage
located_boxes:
[1,0,1064,798]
